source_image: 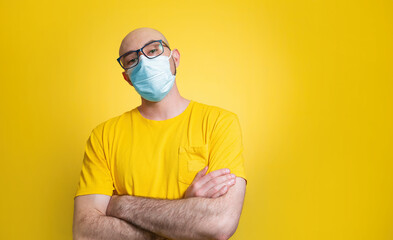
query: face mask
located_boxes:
[127,51,175,102]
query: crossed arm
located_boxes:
[73,198,161,240]
[73,175,246,240]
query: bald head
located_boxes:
[119,27,170,56]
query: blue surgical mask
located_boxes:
[127,51,175,102]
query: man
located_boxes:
[73,27,247,240]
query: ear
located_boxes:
[172,49,180,68]
[122,72,133,86]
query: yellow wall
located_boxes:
[1,0,392,239]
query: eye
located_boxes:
[127,58,137,64]
[149,49,158,54]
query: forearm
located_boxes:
[108,196,228,240]
[74,212,165,240]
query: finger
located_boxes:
[211,185,228,198]
[193,166,208,181]
[197,168,231,187]
[205,177,236,197]
[198,173,236,196]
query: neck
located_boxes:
[138,82,191,121]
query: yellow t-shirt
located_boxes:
[74,100,247,200]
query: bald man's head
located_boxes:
[119,27,170,56]
[118,27,180,84]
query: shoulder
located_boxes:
[192,100,239,122]
[90,110,132,137]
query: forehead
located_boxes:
[119,30,165,56]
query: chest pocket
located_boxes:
[178,144,209,185]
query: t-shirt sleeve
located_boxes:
[208,112,247,184]
[74,127,115,198]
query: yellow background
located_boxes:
[1,0,392,239]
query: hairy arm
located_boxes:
[73,194,166,240]
[106,177,246,240]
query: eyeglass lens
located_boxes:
[120,41,164,69]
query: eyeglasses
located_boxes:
[117,40,171,70]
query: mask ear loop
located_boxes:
[173,57,177,76]
[168,50,176,76]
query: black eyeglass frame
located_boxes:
[116,40,171,70]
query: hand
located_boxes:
[184,166,236,199]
